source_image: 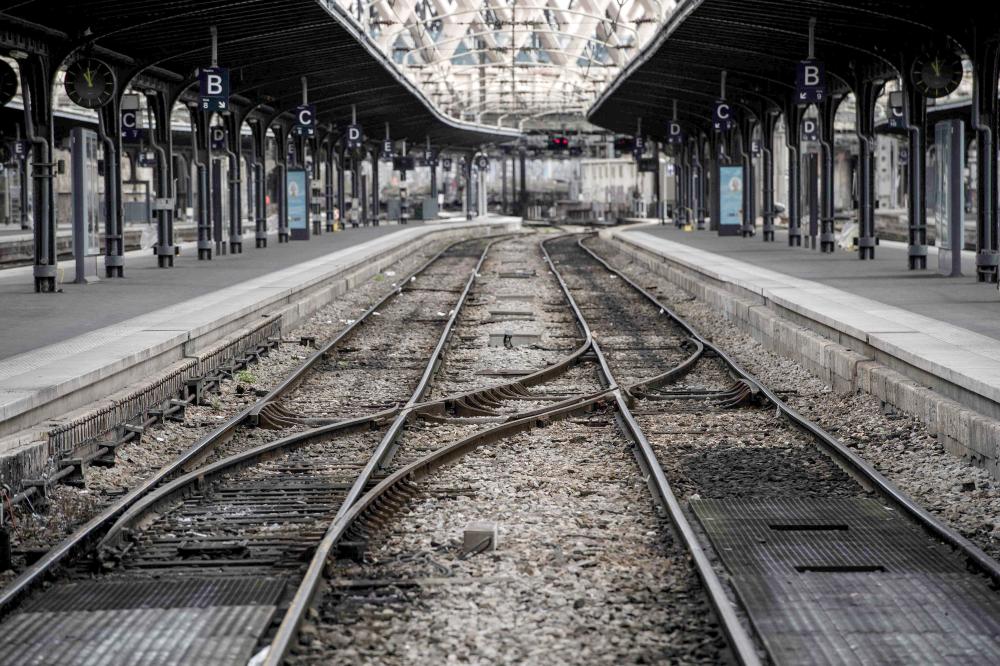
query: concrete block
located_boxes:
[463,521,498,555]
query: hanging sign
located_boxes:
[667,121,684,145]
[796,60,826,104]
[138,151,157,167]
[751,139,761,156]
[475,154,489,170]
[294,104,316,136]
[210,126,226,150]
[713,101,734,131]
[442,157,452,171]
[199,66,229,112]
[638,157,658,173]
[424,149,439,167]
[346,124,363,149]
[887,91,906,129]
[380,139,394,160]
[121,94,142,142]
[802,117,819,142]
[13,140,28,159]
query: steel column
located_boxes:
[146,90,177,267]
[818,96,838,253]
[973,42,1000,282]
[855,78,879,260]
[903,81,928,268]
[371,149,379,225]
[189,107,212,260]
[785,104,803,247]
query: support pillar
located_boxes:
[189,106,212,260]
[97,98,124,276]
[18,54,56,291]
[785,104,803,247]
[324,139,335,232]
[518,149,527,216]
[855,78,879,259]
[337,146,346,228]
[147,89,177,267]
[250,119,267,248]
[973,42,1000,282]
[904,82,927,268]
[761,112,777,241]
[819,96,837,252]
[274,126,289,242]
[224,113,242,254]
[465,155,474,220]
[371,149,379,225]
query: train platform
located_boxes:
[604,221,1000,470]
[0,216,519,444]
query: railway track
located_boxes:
[271,232,1000,665]
[0,234,511,663]
[551,235,1000,664]
[5,230,999,664]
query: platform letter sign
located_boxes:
[210,126,226,151]
[287,168,309,240]
[713,101,734,131]
[199,66,229,112]
[751,139,761,157]
[121,108,141,142]
[802,118,819,142]
[887,91,906,129]
[425,150,438,167]
[380,139,393,161]
[718,165,744,235]
[475,154,489,171]
[13,140,27,160]
[442,157,452,171]
[668,121,684,145]
[633,136,646,160]
[346,124,363,149]
[796,60,826,104]
[294,104,315,137]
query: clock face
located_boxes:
[0,60,18,107]
[63,58,116,109]
[911,52,963,98]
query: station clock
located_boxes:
[910,50,964,98]
[64,57,116,109]
[0,60,18,107]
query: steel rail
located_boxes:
[263,233,750,664]
[0,234,500,620]
[578,235,1000,586]
[541,235,764,666]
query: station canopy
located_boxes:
[330,0,677,129]
[0,0,519,147]
[588,0,1000,140]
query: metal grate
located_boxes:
[0,577,286,666]
[692,497,1000,665]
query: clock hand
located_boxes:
[83,68,94,88]
[931,59,941,77]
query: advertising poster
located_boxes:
[287,169,309,240]
[718,165,744,235]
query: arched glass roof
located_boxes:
[328,0,676,128]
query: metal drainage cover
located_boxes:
[691,497,1000,665]
[0,576,286,665]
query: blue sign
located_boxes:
[713,101,734,131]
[751,139,761,156]
[286,169,308,237]
[121,108,142,142]
[380,139,394,160]
[475,154,489,170]
[719,165,744,232]
[899,146,909,165]
[802,117,819,142]
[210,126,226,150]
[14,140,28,159]
[138,151,157,167]
[425,149,439,167]
[887,91,905,129]
[199,66,230,112]
[796,60,826,104]
[294,104,315,136]
[346,124,363,149]
[442,157,452,171]
[667,121,684,145]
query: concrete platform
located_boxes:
[605,222,1000,475]
[0,216,519,455]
